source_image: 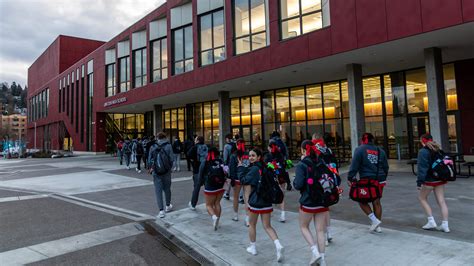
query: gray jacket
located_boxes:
[348,144,389,182]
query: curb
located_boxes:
[142,219,229,266]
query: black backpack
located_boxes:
[206,159,227,187]
[122,142,132,154]
[430,150,456,182]
[257,166,284,204]
[136,143,144,155]
[151,143,172,175]
[301,159,340,207]
[173,140,182,153]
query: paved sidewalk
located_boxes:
[157,200,474,266]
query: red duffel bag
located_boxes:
[349,178,381,203]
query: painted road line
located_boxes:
[0,194,49,203]
[51,193,155,220]
[0,223,143,266]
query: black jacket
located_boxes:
[239,162,272,209]
[417,147,445,187]
[294,157,325,207]
[229,153,239,181]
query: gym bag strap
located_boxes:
[349,147,382,203]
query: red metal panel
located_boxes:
[386,0,423,40]
[420,0,463,31]
[330,0,358,53]
[270,36,309,69]
[308,28,332,59]
[355,0,388,47]
[462,0,474,22]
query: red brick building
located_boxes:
[27,0,474,158]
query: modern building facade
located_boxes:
[27,0,474,159]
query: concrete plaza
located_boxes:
[0,155,473,265]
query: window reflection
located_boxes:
[280,0,324,40]
[234,0,268,54]
[200,9,226,66]
[406,69,428,113]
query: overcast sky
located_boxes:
[0,0,166,88]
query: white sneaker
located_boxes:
[138,170,142,174]
[232,215,239,221]
[212,215,218,231]
[246,245,257,255]
[126,166,130,170]
[439,222,450,233]
[422,220,438,230]
[375,226,382,233]
[369,219,382,232]
[325,239,329,247]
[245,215,250,227]
[135,168,138,172]
[310,250,321,265]
[276,245,284,262]
[279,212,286,223]
[188,202,196,211]
[158,210,165,218]
[165,204,173,213]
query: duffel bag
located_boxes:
[349,178,381,203]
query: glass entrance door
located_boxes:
[408,114,429,158]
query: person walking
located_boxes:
[131,138,137,164]
[312,133,339,245]
[141,136,149,169]
[416,133,450,232]
[148,132,174,219]
[184,136,195,171]
[265,139,291,223]
[122,138,132,170]
[145,136,156,170]
[187,136,208,210]
[201,147,227,230]
[172,137,183,172]
[116,139,124,165]
[294,140,331,266]
[223,134,236,200]
[239,148,284,262]
[347,133,389,233]
[229,138,247,222]
[134,137,144,173]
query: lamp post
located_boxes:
[34,122,37,151]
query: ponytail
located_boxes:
[206,147,219,161]
[420,133,441,152]
[236,139,246,158]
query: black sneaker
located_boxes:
[239,197,244,204]
[223,193,230,200]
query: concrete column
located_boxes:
[218,91,231,150]
[347,64,365,154]
[425,47,449,151]
[153,104,163,135]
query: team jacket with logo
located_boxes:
[348,144,389,182]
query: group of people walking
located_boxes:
[115,131,453,265]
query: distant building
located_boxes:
[1,114,27,141]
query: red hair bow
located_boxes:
[271,144,280,154]
[237,142,245,152]
[207,152,215,161]
[305,144,317,156]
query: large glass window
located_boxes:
[133,48,147,88]
[173,25,194,74]
[200,9,226,66]
[323,82,341,119]
[106,63,115,97]
[151,38,168,82]
[406,69,428,113]
[234,0,268,54]
[119,56,130,93]
[281,0,323,39]
[443,64,458,111]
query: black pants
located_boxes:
[186,156,192,171]
[136,155,142,170]
[190,172,202,208]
